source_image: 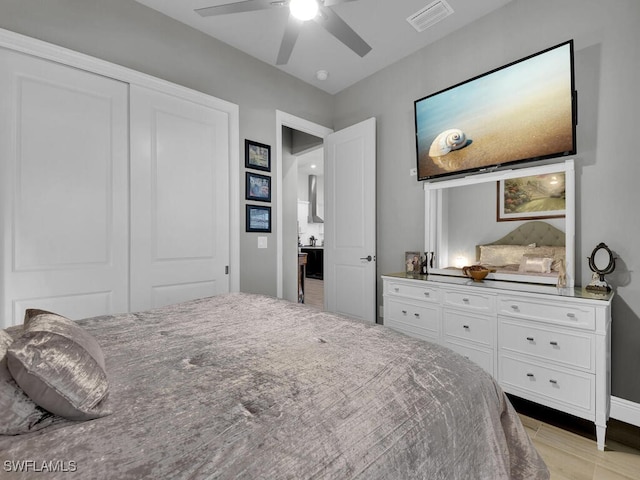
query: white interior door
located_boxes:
[0,49,129,326]
[324,117,376,322]
[129,85,229,312]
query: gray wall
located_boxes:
[333,0,640,403]
[2,0,639,404]
[0,0,334,298]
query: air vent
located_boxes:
[407,0,454,32]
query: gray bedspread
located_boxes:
[0,293,548,479]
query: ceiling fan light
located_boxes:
[315,69,329,81]
[290,0,318,21]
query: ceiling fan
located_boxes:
[195,0,372,65]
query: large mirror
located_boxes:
[424,160,575,287]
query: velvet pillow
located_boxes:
[480,245,554,267]
[518,255,554,274]
[0,329,59,435]
[6,309,111,421]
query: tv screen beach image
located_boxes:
[416,42,574,180]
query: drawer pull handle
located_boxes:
[549,379,558,385]
[463,325,470,330]
[526,373,535,378]
[511,305,519,310]
[414,313,420,318]
[462,298,470,303]
[526,336,535,342]
[394,287,400,292]
[550,341,559,346]
[401,310,407,315]
[566,312,576,318]
[424,292,430,297]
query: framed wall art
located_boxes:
[497,172,566,221]
[245,172,271,202]
[245,139,271,172]
[246,205,271,233]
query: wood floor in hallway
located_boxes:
[302,278,323,310]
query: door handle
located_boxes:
[360,255,373,262]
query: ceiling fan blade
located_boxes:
[195,0,279,17]
[314,5,371,58]
[322,0,357,6]
[276,15,304,65]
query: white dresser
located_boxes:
[382,273,613,450]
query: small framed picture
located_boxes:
[405,251,421,273]
[245,139,271,172]
[245,172,271,202]
[246,205,271,233]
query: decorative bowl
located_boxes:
[462,266,490,282]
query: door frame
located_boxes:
[275,111,333,299]
[0,27,241,293]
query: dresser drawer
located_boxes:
[386,281,440,303]
[500,319,593,372]
[385,298,440,341]
[499,355,594,414]
[445,341,494,376]
[498,296,594,330]
[443,309,493,347]
[443,289,495,313]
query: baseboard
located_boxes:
[610,396,640,427]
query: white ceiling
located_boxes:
[298,147,324,176]
[134,0,511,94]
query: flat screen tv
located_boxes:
[415,40,576,181]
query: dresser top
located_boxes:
[382,272,614,302]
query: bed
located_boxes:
[473,221,566,282]
[1,293,548,479]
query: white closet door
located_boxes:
[129,85,230,312]
[0,49,129,327]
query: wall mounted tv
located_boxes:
[415,40,576,181]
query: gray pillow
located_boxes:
[0,329,58,435]
[7,309,111,421]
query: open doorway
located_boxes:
[276,111,332,306]
[277,112,377,322]
[296,146,324,309]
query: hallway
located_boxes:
[303,278,323,310]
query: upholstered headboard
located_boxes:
[475,221,565,261]
[488,221,565,247]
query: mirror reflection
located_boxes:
[425,162,574,287]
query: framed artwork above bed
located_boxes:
[497,172,566,221]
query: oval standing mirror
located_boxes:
[588,243,615,275]
[586,242,615,292]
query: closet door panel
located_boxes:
[130,85,230,312]
[154,109,216,260]
[0,49,129,327]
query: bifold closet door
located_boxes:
[129,85,230,312]
[0,48,129,327]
